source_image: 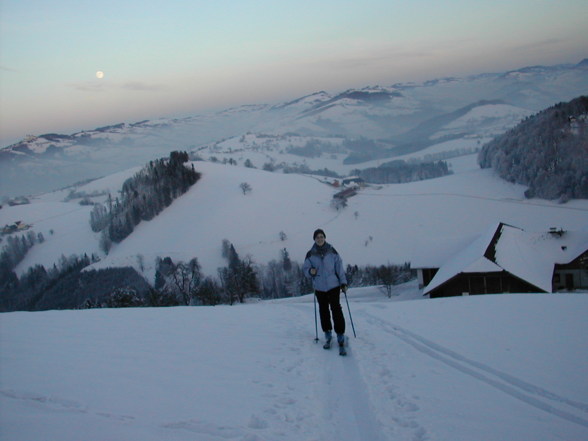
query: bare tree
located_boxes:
[377,265,396,298]
[240,182,252,195]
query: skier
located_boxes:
[303,229,348,355]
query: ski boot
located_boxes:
[323,331,332,349]
[337,334,347,356]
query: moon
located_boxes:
[96,71,105,79]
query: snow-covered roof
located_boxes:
[424,223,588,294]
[423,224,505,294]
[493,225,555,293]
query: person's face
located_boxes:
[314,233,325,246]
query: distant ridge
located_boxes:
[2,59,588,197]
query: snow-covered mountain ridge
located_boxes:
[1,59,587,197]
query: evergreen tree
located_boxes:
[98,151,201,244]
[219,241,260,304]
[479,96,588,201]
[281,248,292,271]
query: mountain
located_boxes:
[1,59,587,197]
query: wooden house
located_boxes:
[415,223,588,298]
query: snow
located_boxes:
[90,158,588,281]
[0,201,97,271]
[432,104,532,140]
[423,225,503,294]
[3,59,588,439]
[423,223,588,295]
[2,89,588,441]
[494,226,556,294]
[2,287,588,441]
[4,152,588,283]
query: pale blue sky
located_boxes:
[1,0,587,145]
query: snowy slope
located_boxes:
[3,146,588,283]
[2,60,587,197]
[1,289,587,441]
[430,103,533,140]
[193,101,532,173]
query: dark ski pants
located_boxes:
[316,286,345,335]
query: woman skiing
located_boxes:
[303,229,348,354]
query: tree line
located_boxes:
[0,229,46,300]
[0,253,103,311]
[0,237,414,311]
[91,255,413,309]
[90,151,201,252]
[478,96,588,202]
[352,160,451,184]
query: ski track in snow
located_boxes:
[0,389,136,423]
[286,303,426,441]
[318,340,386,441]
[3,299,588,441]
[362,312,588,430]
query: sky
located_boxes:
[1,0,587,147]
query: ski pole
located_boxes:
[343,289,357,338]
[313,293,319,342]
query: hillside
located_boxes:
[2,60,588,311]
[1,59,587,197]
[2,290,587,440]
[479,96,588,201]
[2,136,588,310]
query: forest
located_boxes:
[352,160,451,184]
[0,237,412,311]
[90,151,201,252]
[478,96,588,201]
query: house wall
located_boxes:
[428,272,542,298]
[553,251,588,291]
[553,269,588,291]
[417,268,438,289]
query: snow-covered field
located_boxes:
[2,285,587,441]
[3,148,588,282]
[2,59,588,440]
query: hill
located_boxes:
[1,59,587,197]
[2,139,588,310]
[479,96,588,201]
[1,290,587,440]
